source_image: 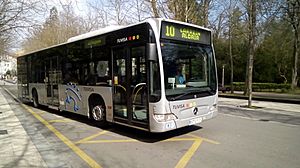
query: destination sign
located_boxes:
[161,21,211,45]
[85,36,106,48]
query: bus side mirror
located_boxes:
[147,43,157,61]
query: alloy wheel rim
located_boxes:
[92,106,103,121]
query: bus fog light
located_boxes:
[210,104,217,112]
[154,114,177,122]
[165,121,175,129]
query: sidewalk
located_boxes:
[219,91,300,104]
[219,96,300,112]
[0,87,47,167]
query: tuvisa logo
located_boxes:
[172,102,197,110]
[117,37,128,43]
[173,104,185,109]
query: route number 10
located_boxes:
[165,25,175,37]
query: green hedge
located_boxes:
[230,82,291,92]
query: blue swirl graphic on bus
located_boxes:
[65,83,82,112]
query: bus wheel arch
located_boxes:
[88,94,106,123]
[32,88,39,107]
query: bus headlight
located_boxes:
[154,113,177,122]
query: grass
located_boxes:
[286,88,300,95]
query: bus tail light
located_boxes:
[154,113,177,122]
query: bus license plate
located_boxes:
[189,117,202,125]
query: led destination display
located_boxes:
[161,21,211,45]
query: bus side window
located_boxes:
[94,61,109,85]
[64,63,80,84]
[86,62,96,85]
[96,61,109,77]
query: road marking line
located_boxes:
[21,104,102,168]
[175,139,203,168]
[48,119,73,123]
[79,139,138,144]
[3,87,102,168]
[163,138,198,142]
[188,134,220,145]
[75,131,108,144]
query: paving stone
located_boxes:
[0,87,47,168]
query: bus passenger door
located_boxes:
[50,56,60,106]
[112,46,149,128]
[46,56,60,106]
[112,48,130,121]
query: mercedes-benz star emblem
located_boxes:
[193,107,198,115]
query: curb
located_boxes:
[219,94,300,104]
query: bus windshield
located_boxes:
[161,40,217,101]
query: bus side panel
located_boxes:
[58,84,113,122]
[29,83,47,105]
[84,86,113,122]
[18,84,30,102]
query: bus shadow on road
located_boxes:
[110,124,203,143]
[26,103,203,143]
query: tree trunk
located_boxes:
[203,0,210,27]
[244,57,249,96]
[291,29,299,89]
[230,38,234,94]
[247,0,256,107]
[185,0,188,22]
[151,0,159,18]
[229,0,234,94]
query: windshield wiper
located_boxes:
[171,89,214,101]
[171,91,194,101]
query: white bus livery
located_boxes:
[17,18,218,132]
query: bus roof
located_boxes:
[67,25,124,43]
[19,18,212,57]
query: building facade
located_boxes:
[0,54,17,79]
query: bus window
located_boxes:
[64,63,79,84]
[131,46,147,122]
[96,61,109,77]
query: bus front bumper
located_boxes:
[150,110,217,133]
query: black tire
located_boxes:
[89,103,107,126]
[32,90,39,108]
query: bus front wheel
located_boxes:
[90,104,107,126]
[91,105,105,121]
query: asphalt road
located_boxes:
[1,83,300,168]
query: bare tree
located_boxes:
[229,0,234,93]
[149,0,160,17]
[168,0,197,22]
[107,0,131,25]
[86,0,110,28]
[22,3,87,53]
[0,0,45,54]
[88,0,132,25]
[284,0,299,90]
[125,0,151,22]
[201,0,213,27]
[134,0,146,21]
[59,1,85,40]
[246,0,257,107]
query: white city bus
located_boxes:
[17,18,218,132]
